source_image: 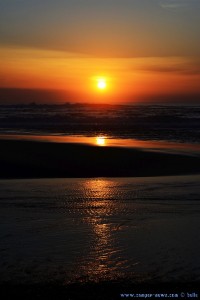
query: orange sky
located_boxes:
[1,1,200,103]
[1,46,200,103]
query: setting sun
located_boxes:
[96,136,106,146]
[97,78,107,90]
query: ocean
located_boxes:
[0,103,200,143]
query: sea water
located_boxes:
[0,104,200,144]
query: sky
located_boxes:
[0,0,200,104]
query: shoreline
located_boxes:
[1,139,200,179]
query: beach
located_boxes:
[0,175,200,299]
[0,136,200,299]
[0,138,200,179]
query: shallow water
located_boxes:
[0,175,200,285]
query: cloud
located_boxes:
[141,64,200,75]
[129,57,200,75]
[160,0,197,10]
[142,65,187,73]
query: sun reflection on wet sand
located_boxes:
[74,179,127,281]
[0,134,200,154]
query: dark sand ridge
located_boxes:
[0,139,200,178]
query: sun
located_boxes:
[96,136,106,146]
[97,78,107,90]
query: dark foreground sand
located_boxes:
[0,282,200,300]
[0,139,200,178]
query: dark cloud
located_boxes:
[134,58,200,75]
[142,65,200,75]
[0,88,70,104]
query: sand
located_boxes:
[1,138,200,299]
[0,176,200,299]
[0,139,200,178]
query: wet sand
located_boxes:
[1,138,200,299]
[0,176,200,299]
[0,139,200,178]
